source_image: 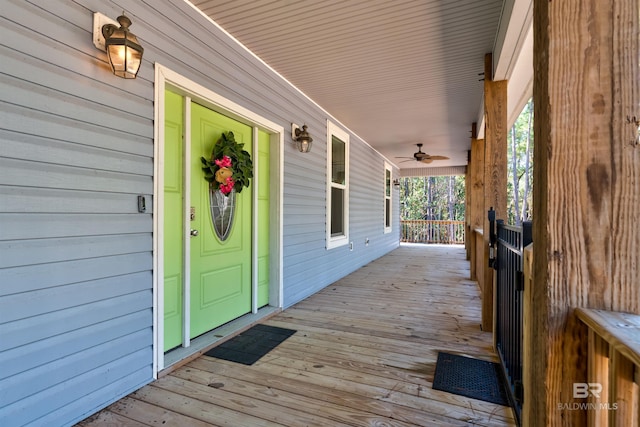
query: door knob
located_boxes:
[190,229,199,237]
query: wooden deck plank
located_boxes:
[253,355,513,425]
[76,404,151,427]
[264,319,492,360]
[263,340,503,408]
[77,396,214,427]
[78,245,516,426]
[151,375,355,427]
[131,385,285,426]
[272,309,494,353]
[171,367,422,427]
[188,357,473,426]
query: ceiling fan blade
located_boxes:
[399,159,415,163]
[398,144,447,164]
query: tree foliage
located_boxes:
[399,98,532,226]
[507,98,534,225]
[400,175,466,221]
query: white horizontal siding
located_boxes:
[0,75,151,139]
[0,103,152,157]
[1,330,150,408]
[0,213,151,240]
[281,124,400,308]
[0,130,152,176]
[1,158,151,193]
[1,291,152,352]
[1,0,154,425]
[0,188,153,215]
[0,255,152,307]
[0,234,151,268]
[1,349,152,426]
[0,310,150,380]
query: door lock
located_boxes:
[190,229,199,237]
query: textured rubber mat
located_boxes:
[204,324,296,365]
[432,352,510,406]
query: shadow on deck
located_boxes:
[79,244,516,426]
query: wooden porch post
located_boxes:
[468,124,485,282]
[527,0,640,425]
[465,149,471,260]
[482,53,507,332]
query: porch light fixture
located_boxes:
[292,124,313,153]
[393,179,401,188]
[93,12,144,79]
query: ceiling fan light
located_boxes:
[397,143,449,164]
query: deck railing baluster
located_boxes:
[400,220,465,244]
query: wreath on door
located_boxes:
[201,131,253,194]
[200,131,253,241]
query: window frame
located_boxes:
[384,163,392,233]
[326,120,350,249]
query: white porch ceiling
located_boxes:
[191,0,507,169]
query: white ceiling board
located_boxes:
[507,25,533,127]
[192,0,518,169]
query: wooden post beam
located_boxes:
[465,122,478,262]
[527,0,640,425]
[482,52,507,332]
[469,125,485,282]
[466,142,472,264]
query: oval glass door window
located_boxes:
[209,188,236,241]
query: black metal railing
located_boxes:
[489,208,532,426]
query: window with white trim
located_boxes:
[384,163,392,233]
[326,121,349,249]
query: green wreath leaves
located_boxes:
[201,131,253,194]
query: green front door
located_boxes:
[163,91,185,351]
[189,102,253,338]
[163,90,268,351]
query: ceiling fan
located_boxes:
[396,143,450,164]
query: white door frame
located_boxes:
[152,63,284,376]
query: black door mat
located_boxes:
[432,352,510,406]
[204,324,296,365]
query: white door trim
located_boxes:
[251,127,259,315]
[153,63,284,376]
[182,97,192,349]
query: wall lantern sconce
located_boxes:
[292,124,313,153]
[393,178,401,188]
[93,12,144,79]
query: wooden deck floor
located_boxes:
[79,244,516,426]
